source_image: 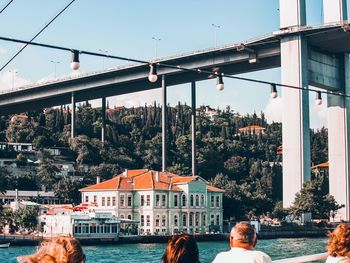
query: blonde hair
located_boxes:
[18,236,84,263]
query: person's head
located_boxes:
[18,236,85,263]
[327,223,350,258]
[162,233,200,263]
[229,221,257,250]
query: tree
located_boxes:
[54,178,84,205]
[16,153,27,166]
[37,156,59,191]
[290,177,344,219]
[14,206,38,231]
[89,163,120,181]
[0,167,12,194]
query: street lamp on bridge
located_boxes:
[152,37,161,58]
[50,60,60,78]
[211,24,221,47]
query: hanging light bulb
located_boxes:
[270,83,278,99]
[70,50,80,70]
[148,64,158,83]
[316,91,322,105]
[216,74,224,91]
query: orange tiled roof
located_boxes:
[206,185,225,192]
[171,176,197,184]
[238,125,265,131]
[80,170,222,193]
[311,162,329,169]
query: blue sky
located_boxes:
[0,0,344,127]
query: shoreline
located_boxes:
[0,228,328,246]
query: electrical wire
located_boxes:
[0,0,14,14]
[0,34,348,99]
[0,0,76,72]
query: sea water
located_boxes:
[0,237,328,263]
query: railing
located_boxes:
[272,253,328,263]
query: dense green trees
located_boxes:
[0,102,330,220]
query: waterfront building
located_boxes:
[238,125,266,136]
[0,190,60,205]
[39,211,120,239]
[80,169,224,235]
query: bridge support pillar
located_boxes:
[191,81,196,176]
[162,75,167,172]
[324,0,350,221]
[71,92,76,139]
[101,97,106,145]
[280,0,311,209]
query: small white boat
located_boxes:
[0,242,10,248]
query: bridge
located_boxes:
[1,0,350,222]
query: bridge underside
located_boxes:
[0,24,349,114]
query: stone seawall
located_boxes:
[1,229,327,246]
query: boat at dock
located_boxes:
[0,242,10,248]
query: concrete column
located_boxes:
[162,75,167,172]
[323,0,347,23]
[71,92,76,139]
[280,0,311,208]
[324,0,350,222]
[101,97,106,144]
[191,81,196,176]
[327,56,350,221]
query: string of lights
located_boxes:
[0,0,14,14]
[0,0,76,72]
[0,34,349,106]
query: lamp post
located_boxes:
[98,49,108,69]
[211,24,221,47]
[152,37,161,58]
[9,70,17,90]
[50,60,60,78]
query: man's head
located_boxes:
[229,222,257,250]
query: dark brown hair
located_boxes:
[162,234,200,263]
[18,236,84,263]
[327,224,350,258]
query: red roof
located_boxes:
[238,125,265,131]
[80,170,222,193]
[206,185,225,193]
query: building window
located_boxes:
[195,195,199,207]
[141,195,145,206]
[112,196,116,206]
[161,215,166,227]
[182,195,186,207]
[174,215,178,226]
[107,197,111,206]
[146,195,150,206]
[183,214,187,226]
[141,215,144,226]
[120,214,125,219]
[127,195,132,207]
[211,196,214,207]
[190,195,194,207]
[156,194,160,207]
[102,197,106,206]
[174,194,178,207]
[203,214,206,226]
[127,214,132,220]
[200,195,204,206]
[155,214,160,227]
[162,194,166,207]
[120,194,125,207]
[146,215,150,226]
[210,214,215,225]
[189,213,193,226]
[93,195,97,203]
[85,195,89,203]
[216,214,220,225]
[216,196,220,207]
[195,213,200,226]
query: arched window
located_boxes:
[200,195,205,206]
[182,194,186,207]
[127,214,132,220]
[174,215,178,226]
[195,195,199,206]
[120,214,125,219]
[203,213,206,226]
[183,214,187,226]
[155,214,160,227]
[162,215,166,227]
[216,214,220,225]
[190,195,194,207]
[189,213,193,226]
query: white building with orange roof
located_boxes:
[238,125,266,135]
[80,169,224,235]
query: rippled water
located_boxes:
[0,237,328,263]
